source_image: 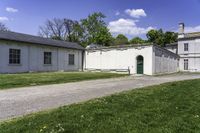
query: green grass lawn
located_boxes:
[1,79,200,133]
[0,72,127,90]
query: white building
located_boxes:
[0,31,84,73]
[1,23,200,75]
[84,45,179,75]
[178,23,200,72]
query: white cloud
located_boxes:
[6,7,18,13]
[184,25,200,33]
[115,11,120,16]
[125,9,147,18]
[108,18,154,36]
[0,17,9,22]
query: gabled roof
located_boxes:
[0,31,85,50]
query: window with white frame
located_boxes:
[9,49,21,64]
[184,59,188,70]
[44,52,52,65]
[68,54,75,65]
[184,43,188,51]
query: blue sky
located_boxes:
[0,0,200,39]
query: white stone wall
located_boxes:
[153,46,179,74]
[0,40,83,73]
[85,45,179,75]
[84,46,154,75]
[178,39,200,72]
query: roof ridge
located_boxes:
[0,30,77,44]
[0,30,84,50]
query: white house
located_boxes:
[0,31,84,73]
[165,23,200,72]
[84,45,179,75]
[177,23,200,72]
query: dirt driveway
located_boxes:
[1,73,200,121]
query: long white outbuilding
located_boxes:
[84,45,179,75]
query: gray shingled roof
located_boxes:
[165,42,178,47]
[185,32,200,38]
[179,32,200,40]
[0,31,85,50]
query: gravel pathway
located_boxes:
[1,73,200,121]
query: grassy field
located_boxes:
[0,72,127,90]
[1,79,200,133]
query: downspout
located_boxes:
[82,50,85,71]
[153,46,156,75]
[28,45,30,72]
[57,48,59,71]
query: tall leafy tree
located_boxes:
[129,37,145,44]
[80,12,113,46]
[146,29,164,46]
[70,22,84,43]
[164,32,178,44]
[146,29,177,47]
[0,23,9,31]
[94,27,113,46]
[114,34,129,45]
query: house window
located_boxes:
[184,43,188,51]
[44,52,52,65]
[184,59,188,70]
[9,49,21,64]
[68,54,75,65]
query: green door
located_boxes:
[137,56,143,74]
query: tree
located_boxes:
[0,23,9,31]
[146,29,164,46]
[38,18,83,43]
[39,18,65,40]
[70,22,84,43]
[146,29,177,47]
[39,12,113,47]
[129,37,145,44]
[63,19,84,42]
[164,32,178,45]
[80,12,113,46]
[94,27,113,46]
[114,34,129,45]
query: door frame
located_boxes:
[136,55,144,74]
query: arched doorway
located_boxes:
[137,55,144,74]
